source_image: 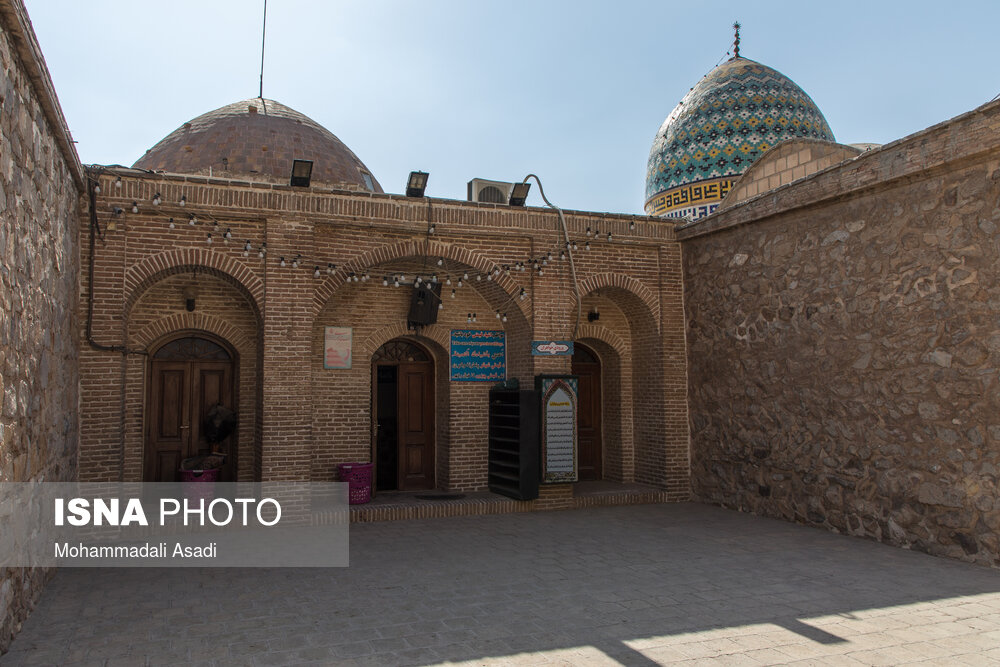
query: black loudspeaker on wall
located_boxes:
[408,283,441,326]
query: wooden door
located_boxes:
[397,362,435,490]
[147,361,190,482]
[191,362,233,460]
[572,345,603,480]
[145,336,236,482]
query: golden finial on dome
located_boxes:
[733,21,741,58]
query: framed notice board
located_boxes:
[450,330,506,381]
[535,375,578,484]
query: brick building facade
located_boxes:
[80,166,690,504]
[5,0,1000,654]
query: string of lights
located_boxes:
[95,179,636,318]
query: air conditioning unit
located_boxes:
[467,178,514,204]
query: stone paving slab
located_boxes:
[4,503,1000,666]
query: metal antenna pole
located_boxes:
[259,0,268,101]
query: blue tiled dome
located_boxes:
[645,57,833,219]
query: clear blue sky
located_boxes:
[23,1,999,214]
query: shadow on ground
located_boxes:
[6,503,1000,665]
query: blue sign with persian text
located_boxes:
[450,330,506,382]
[531,341,574,356]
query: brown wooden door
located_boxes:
[397,362,434,490]
[191,362,234,460]
[147,361,190,482]
[572,345,603,480]
[146,337,236,482]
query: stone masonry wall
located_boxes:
[680,100,1000,566]
[0,0,82,653]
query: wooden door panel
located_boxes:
[404,371,425,436]
[572,355,602,481]
[157,450,181,483]
[146,346,237,483]
[157,369,186,439]
[405,445,423,475]
[577,373,597,430]
[193,364,231,456]
[397,363,434,490]
[147,361,190,483]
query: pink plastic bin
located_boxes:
[179,469,220,483]
[179,468,220,502]
[337,463,373,505]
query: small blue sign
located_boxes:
[531,341,574,356]
[450,330,506,382]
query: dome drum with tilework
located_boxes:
[645,57,833,220]
[134,98,382,192]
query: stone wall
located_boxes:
[680,100,1000,566]
[0,0,83,653]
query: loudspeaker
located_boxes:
[407,284,440,326]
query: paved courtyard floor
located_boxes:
[5,503,1000,666]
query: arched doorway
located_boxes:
[572,343,602,480]
[372,339,435,491]
[145,333,238,482]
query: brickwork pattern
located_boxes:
[80,171,690,497]
[720,139,862,209]
[132,98,384,192]
[127,273,260,481]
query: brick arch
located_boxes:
[359,326,455,490]
[359,322,451,360]
[579,273,665,488]
[576,323,628,359]
[573,334,633,483]
[124,249,264,319]
[578,273,660,329]
[130,313,255,352]
[311,239,532,322]
[124,311,261,484]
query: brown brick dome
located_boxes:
[133,98,383,192]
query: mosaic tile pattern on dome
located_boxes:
[645,57,834,217]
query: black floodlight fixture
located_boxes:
[290,159,314,187]
[509,181,531,206]
[406,171,429,197]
